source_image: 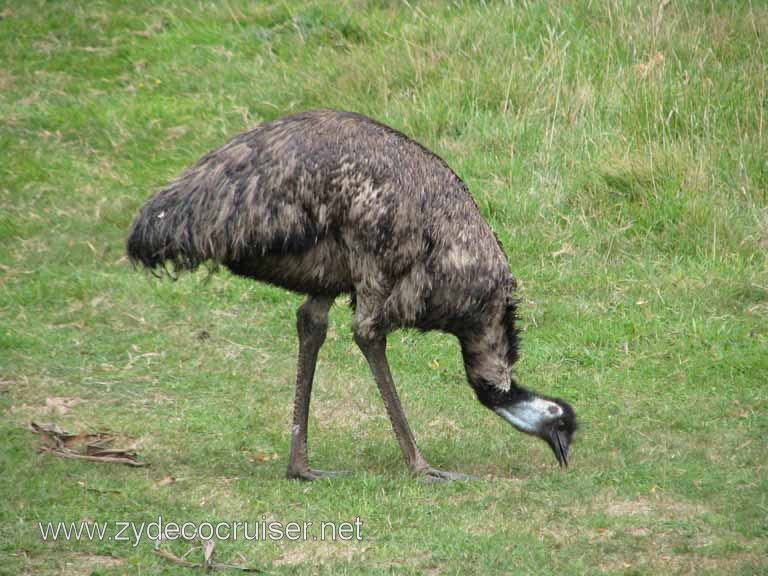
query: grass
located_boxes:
[1,0,766,573]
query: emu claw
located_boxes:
[287,468,352,482]
[420,467,478,482]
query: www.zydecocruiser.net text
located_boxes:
[38,516,364,547]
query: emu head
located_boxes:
[494,395,577,467]
[462,293,578,468]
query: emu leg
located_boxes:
[354,333,476,482]
[286,295,346,481]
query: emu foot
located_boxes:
[417,467,479,482]
[287,467,352,482]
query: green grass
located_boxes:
[1,0,767,573]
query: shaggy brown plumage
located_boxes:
[128,109,576,479]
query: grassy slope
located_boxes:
[1,1,766,574]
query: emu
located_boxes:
[127,109,576,481]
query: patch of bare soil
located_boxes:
[274,540,369,566]
[61,553,122,576]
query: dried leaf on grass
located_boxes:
[254,452,279,463]
[29,421,148,467]
[154,539,263,572]
[157,474,176,486]
[203,538,215,570]
[154,548,200,569]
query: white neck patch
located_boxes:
[495,397,562,433]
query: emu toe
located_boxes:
[419,467,479,482]
[287,468,352,482]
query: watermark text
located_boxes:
[38,516,363,547]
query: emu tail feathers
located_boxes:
[127,175,220,274]
[127,140,268,274]
[127,120,323,276]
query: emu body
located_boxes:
[127,109,576,480]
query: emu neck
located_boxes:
[458,321,529,410]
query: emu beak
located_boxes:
[547,429,569,468]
